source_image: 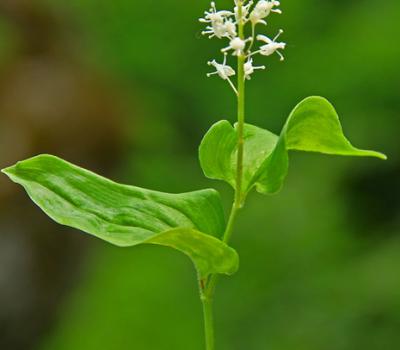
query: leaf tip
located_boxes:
[1,164,16,177]
[377,152,388,161]
[359,149,388,160]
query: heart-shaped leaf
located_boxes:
[199,96,386,196]
[2,155,238,278]
[199,120,279,193]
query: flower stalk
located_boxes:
[199,1,285,348]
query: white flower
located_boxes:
[200,2,233,24]
[223,19,237,38]
[250,0,282,25]
[234,1,254,23]
[200,2,235,38]
[207,54,236,80]
[244,58,266,79]
[256,29,286,61]
[202,20,237,39]
[222,37,249,56]
[207,54,238,94]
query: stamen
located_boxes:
[274,29,284,41]
[222,52,228,65]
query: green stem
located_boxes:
[201,293,214,350]
[235,1,246,207]
[200,2,246,349]
[235,60,245,206]
[200,202,240,350]
[204,201,240,298]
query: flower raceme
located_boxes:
[200,0,285,91]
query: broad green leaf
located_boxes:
[2,155,238,278]
[199,96,386,196]
[199,120,279,192]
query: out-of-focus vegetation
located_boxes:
[0,0,399,349]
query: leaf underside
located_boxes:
[199,96,386,196]
[2,155,238,278]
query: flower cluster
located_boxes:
[200,0,286,93]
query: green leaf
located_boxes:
[199,96,386,196]
[199,120,279,193]
[2,154,238,278]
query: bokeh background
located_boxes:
[0,0,399,349]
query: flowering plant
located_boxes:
[2,1,386,349]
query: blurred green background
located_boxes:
[0,0,399,349]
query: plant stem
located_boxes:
[200,1,247,349]
[201,293,215,350]
[204,201,240,298]
[200,202,241,350]
[235,2,246,207]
